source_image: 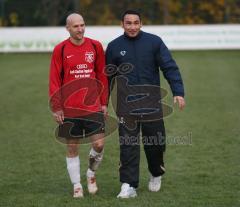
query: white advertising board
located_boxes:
[0,25,240,52]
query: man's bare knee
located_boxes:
[67,143,79,157]
[91,134,104,152]
[92,142,104,152]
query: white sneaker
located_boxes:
[73,183,84,198]
[148,175,161,192]
[87,175,98,194]
[117,183,137,198]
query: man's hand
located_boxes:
[52,110,64,124]
[101,105,108,119]
[174,96,185,110]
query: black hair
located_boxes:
[121,10,141,22]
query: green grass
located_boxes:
[0,51,239,207]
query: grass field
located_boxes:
[0,51,239,207]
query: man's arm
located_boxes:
[49,45,64,123]
[105,44,117,94]
[156,38,185,110]
[94,41,109,117]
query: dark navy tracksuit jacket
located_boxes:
[106,31,184,116]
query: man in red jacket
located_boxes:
[49,13,108,198]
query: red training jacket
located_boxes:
[49,37,108,118]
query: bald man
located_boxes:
[49,13,108,198]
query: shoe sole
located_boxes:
[73,195,84,198]
[149,187,160,192]
[73,188,84,198]
[87,184,98,194]
[88,189,98,195]
[117,193,137,198]
[73,193,84,198]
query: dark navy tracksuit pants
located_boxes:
[118,116,166,188]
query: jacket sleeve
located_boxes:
[105,44,117,94]
[156,38,185,97]
[49,45,63,112]
[94,41,109,106]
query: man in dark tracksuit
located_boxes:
[106,10,185,198]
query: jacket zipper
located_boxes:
[133,40,140,84]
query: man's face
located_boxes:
[66,17,85,41]
[122,14,142,38]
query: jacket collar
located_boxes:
[124,30,143,40]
